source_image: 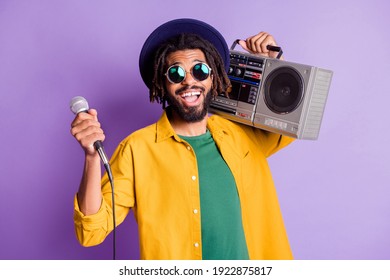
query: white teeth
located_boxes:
[181,91,200,97]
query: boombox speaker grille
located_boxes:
[264,66,304,114]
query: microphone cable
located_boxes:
[103,161,116,260]
[95,141,116,260]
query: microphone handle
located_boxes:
[92,131,113,183]
[94,141,109,166]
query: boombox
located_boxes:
[209,42,333,140]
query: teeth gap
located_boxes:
[181,92,200,97]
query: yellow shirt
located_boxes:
[74,110,294,260]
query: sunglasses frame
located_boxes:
[165,62,212,84]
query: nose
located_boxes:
[181,70,197,85]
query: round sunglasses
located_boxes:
[165,62,212,84]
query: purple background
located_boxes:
[1,0,389,260]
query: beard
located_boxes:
[165,86,213,123]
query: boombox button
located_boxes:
[237,112,249,119]
[248,62,262,67]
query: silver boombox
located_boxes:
[209,41,333,140]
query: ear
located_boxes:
[210,74,215,90]
[162,97,167,109]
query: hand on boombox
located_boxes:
[238,32,283,60]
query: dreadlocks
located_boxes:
[149,33,231,104]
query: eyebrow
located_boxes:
[169,59,205,66]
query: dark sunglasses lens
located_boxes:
[168,66,185,83]
[192,63,210,81]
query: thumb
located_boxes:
[237,40,252,53]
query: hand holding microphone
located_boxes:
[70,96,103,151]
[70,96,109,166]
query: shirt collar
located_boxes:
[155,110,230,143]
[155,110,178,143]
[207,114,229,142]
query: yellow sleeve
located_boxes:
[73,195,112,247]
[73,141,134,247]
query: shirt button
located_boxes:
[187,146,191,151]
[191,175,196,181]
[193,209,198,214]
[194,242,199,248]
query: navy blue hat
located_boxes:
[139,18,230,89]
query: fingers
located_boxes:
[71,109,98,126]
[242,32,280,58]
[70,109,105,155]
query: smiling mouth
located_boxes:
[179,91,201,103]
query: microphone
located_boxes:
[69,96,110,169]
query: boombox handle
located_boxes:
[230,39,283,59]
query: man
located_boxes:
[70,18,294,260]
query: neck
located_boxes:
[168,110,208,136]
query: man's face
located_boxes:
[164,49,213,123]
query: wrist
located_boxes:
[85,152,101,163]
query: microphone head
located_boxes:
[70,96,89,114]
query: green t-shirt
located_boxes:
[180,131,249,260]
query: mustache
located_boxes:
[175,85,205,95]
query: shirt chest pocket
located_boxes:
[227,147,272,196]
